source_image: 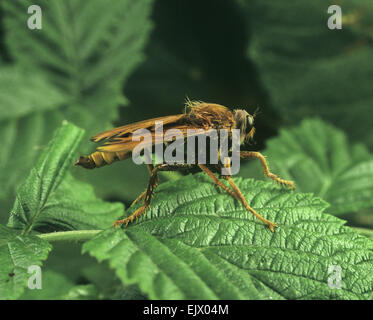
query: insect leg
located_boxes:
[129,164,157,208]
[240,151,294,189]
[114,164,192,227]
[129,191,146,208]
[222,175,278,232]
[201,162,278,232]
[198,164,237,197]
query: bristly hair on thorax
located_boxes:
[184,97,204,114]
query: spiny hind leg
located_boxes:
[199,163,277,232]
[129,191,146,208]
[114,164,192,227]
[114,164,159,227]
[198,164,238,198]
[221,174,278,232]
[129,164,158,208]
[240,151,294,190]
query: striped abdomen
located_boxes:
[74,151,130,169]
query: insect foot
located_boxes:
[267,221,278,233]
[280,178,295,190]
[287,180,295,190]
[113,205,147,227]
[266,172,294,190]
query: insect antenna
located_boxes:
[253,106,262,118]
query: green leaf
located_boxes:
[35,173,123,231]
[240,118,373,215]
[19,270,73,300]
[0,68,65,199]
[0,0,154,198]
[240,0,373,147]
[84,173,373,299]
[19,270,99,300]
[2,0,154,129]
[0,67,65,121]
[8,122,123,233]
[0,225,52,300]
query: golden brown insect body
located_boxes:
[75,100,294,231]
[75,101,254,169]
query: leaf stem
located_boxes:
[37,230,101,242]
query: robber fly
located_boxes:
[75,100,294,231]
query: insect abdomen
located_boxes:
[74,151,129,169]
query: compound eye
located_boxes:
[246,115,254,132]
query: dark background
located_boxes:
[123,0,279,147]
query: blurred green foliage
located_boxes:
[240,119,373,215]
[1,0,373,300]
[240,0,373,147]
